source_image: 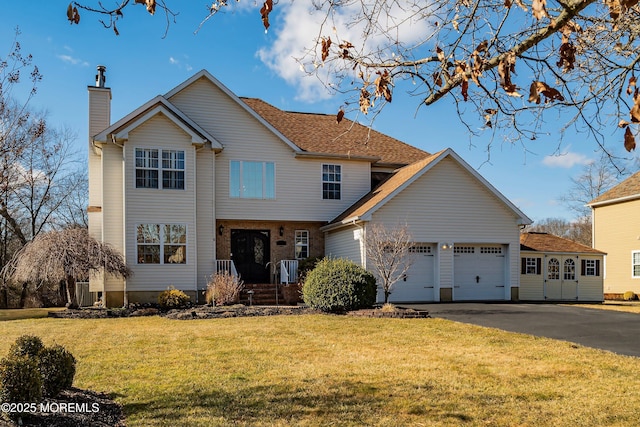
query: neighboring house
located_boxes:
[588,171,640,298]
[87,67,532,307]
[519,232,605,302]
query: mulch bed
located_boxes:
[0,387,125,427]
[47,304,430,320]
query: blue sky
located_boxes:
[2,2,637,223]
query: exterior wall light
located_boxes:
[218,225,224,236]
[279,225,284,236]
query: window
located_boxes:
[633,251,640,278]
[454,246,474,254]
[581,259,600,277]
[481,246,502,254]
[521,257,541,275]
[135,149,158,189]
[137,224,186,264]
[162,150,185,189]
[564,258,576,281]
[322,164,341,200]
[548,258,560,280]
[230,161,275,199]
[135,148,184,189]
[295,230,309,259]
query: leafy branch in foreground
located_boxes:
[68,1,640,154]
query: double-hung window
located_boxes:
[229,160,275,199]
[137,224,186,264]
[135,148,184,189]
[633,251,640,278]
[322,164,341,200]
[295,230,309,259]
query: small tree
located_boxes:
[365,223,414,304]
[3,228,131,308]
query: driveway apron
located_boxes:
[403,303,640,357]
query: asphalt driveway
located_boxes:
[403,303,640,357]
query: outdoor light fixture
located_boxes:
[218,225,224,236]
[441,243,453,250]
[279,225,284,236]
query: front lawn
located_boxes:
[0,307,65,321]
[1,315,639,426]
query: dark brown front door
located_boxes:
[231,230,270,283]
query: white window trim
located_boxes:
[584,259,597,277]
[229,160,276,200]
[633,250,640,279]
[524,257,538,275]
[321,163,342,200]
[295,230,309,260]
[134,147,186,190]
[136,223,188,265]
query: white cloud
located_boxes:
[542,150,592,168]
[56,54,89,67]
[257,3,433,102]
[169,56,192,71]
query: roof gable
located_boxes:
[324,148,532,229]
[588,170,640,207]
[93,96,223,149]
[520,232,605,254]
[164,70,303,154]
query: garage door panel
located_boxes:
[386,244,435,302]
[454,245,506,301]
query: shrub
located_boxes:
[9,335,44,359]
[623,291,637,301]
[158,286,190,309]
[302,257,376,312]
[296,256,322,284]
[0,355,42,413]
[38,345,76,397]
[206,273,244,306]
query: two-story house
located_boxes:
[588,171,640,298]
[88,67,532,307]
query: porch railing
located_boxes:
[215,259,238,277]
[280,259,299,284]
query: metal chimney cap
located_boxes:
[95,65,107,88]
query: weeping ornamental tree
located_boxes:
[3,228,131,308]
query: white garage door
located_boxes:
[454,245,506,301]
[387,244,435,303]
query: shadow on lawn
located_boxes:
[122,379,473,425]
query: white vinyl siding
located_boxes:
[101,142,125,292]
[124,115,197,292]
[168,77,371,221]
[371,157,521,299]
[325,225,365,265]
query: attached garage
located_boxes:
[519,232,605,302]
[323,149,532,304]
[387,243,436,303]
[453,244,507,300]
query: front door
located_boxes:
[231,230,270,283]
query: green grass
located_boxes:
[1,315,639,426]
[0,307,65,321]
